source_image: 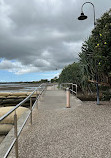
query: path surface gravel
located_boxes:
[9,88,111,158]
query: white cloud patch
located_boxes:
[0,59,39,74]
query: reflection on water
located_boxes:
[0,83,40,92]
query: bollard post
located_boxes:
[30,97,32,125]
[14,111,18,158]
[66,88,70,108]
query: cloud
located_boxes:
[0,59,39,74]
[0,0,111,75]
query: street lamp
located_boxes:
[78,2,100,105]
[78,2,96,26]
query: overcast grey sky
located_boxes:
[0,0,111,76]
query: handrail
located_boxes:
[0,83,47,158]
[61,83,77,95]
[0,83,44,122]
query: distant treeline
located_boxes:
[0,77,58,84]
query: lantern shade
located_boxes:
[78,12,87,20]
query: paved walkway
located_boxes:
[9,87,111,158]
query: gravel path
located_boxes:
[9,89,111,158]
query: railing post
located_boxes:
[72,84,73,94]
[66,88,70,108]
[30,97,32,125]
[76,85,77,96]
[14,111,18,158]
[36,99,38,109]
[36,90,38,99]
[36,90,38,109]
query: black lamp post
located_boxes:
[78,2,99,105]
[78,2,96,26]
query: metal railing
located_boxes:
[60,83,77,95]
[0,83,46,158]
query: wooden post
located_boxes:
[14,111,18,158]
[66,88,70,108]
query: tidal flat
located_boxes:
[0,83,40,92]
[0,83,40,107]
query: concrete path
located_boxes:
[9,87,111,158]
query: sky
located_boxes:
[0,0,111,82]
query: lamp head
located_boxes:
[78,12,87,20]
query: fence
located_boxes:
[60,83,77,95]
[0,83,46,158]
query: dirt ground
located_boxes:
[83,101,111,106]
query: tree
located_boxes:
[51,77,58,83]
[59,62,82,89]
[79,9,111,86]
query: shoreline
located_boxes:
[0,83,40,93]
[0,92,38,107]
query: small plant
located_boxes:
[102,90,111,101]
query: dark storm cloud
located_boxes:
[0,0,111,74]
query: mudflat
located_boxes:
[0,83,39,92]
